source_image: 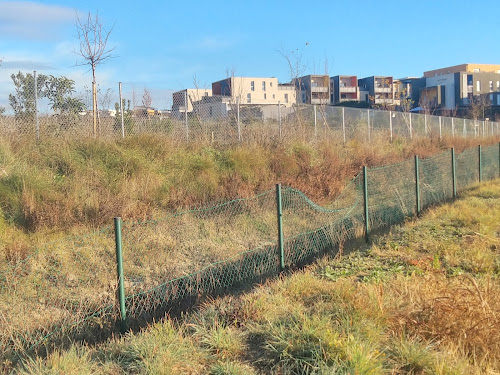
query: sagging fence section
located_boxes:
[0,143,499,361]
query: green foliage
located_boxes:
[44,76,85,115]
[8,72,85,131]
[9,71,48,119]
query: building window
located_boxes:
[270,82,273,87]
[247,93,251,103]
[473,68,480,72]
[497,81,500,89]
[490,81,493,91]
[250,81,255,91]
[284,93,288,103]
[476,81,481,92]
[264,93,267,100]
[272,94,275,99]
[262,81,266,91]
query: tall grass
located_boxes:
[0,133,499,372]
[3,180,499,373]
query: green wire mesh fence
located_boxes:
[0,143,499,364]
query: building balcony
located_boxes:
[311,86,328,92]
[339,87,357,93]
[374,98,393,104]
[374,87,392,93]
[311,98,330,105]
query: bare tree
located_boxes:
[142,88,152,108]
[75,11,115,137]
[468,94,490,120]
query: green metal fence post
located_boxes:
[276,184,285,270]
[451,148,457,199]
[362,166,369,243]
[114,217,127,333]
[415,155,421,216]
[478,145,482,183]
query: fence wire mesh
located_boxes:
[368,158,416,231]
[2,71,500,144]
[0,143,499,361]
[0,226,118,358]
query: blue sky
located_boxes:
[1,0,500,110]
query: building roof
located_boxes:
[424,64,500,78]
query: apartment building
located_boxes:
[421,64,500,112]
[393,77,426,107]
[293,75,330,105]
[358,76,394,105]
[172,88,212,114]
[330,75,359,104]
[423,63,500,78]
[211,77,296,106]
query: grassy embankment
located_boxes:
[11,179,500,374]
[0,134,498,371]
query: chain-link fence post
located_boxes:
[414,155,421,216]
[119,82,125,138]
[114,217,127,333]
[34,71,40,142]
[367,109,371,143]
[362,166,369,243]
[275,184,285,270]
[409,111,412,139]
[389,110,393,142]
[278,101,282,139]
[439,116,442,139]
[184,91,189,141]
[342,107,346,143]
[313,105,317,139]
[478,145,482,183]
[237,97,241,142]
[451,148,457,198]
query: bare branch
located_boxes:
[75,11,115,67]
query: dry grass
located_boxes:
[8,179,500,373]
[0,134,499,371]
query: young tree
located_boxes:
[468,94,490,120]
[45,76,85,115]
[142,88,152,108]
[9,71,48,119]
[75,11,115,137]
[99,87,114,111]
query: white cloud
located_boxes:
[0,1,76,41]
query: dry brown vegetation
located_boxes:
[0,133,498,373]
[10,181,500,374]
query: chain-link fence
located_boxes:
[1,71,499,143]
[1,142,498,364]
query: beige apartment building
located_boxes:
[424,64,500,78]
[211,77,296,107]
